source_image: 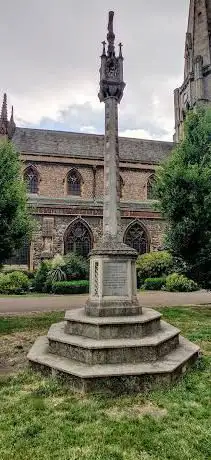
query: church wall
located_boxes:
[23,160,156,202]
[121,169,153,201]
[30,163,94,199]
[95,167,104,198]
[30,213,165,268]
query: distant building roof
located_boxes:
[13,127,174,165]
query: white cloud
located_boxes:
[119,129,152,140]
[0,0,190,140]
[80,125,97,133]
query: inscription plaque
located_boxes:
[103,261,128,296]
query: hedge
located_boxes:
[136,251,173,284]
[0,271,30,294]
[52,280,89,295]
[142,277,166,291]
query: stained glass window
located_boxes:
[124,222,149,255]
[67,170,82,196]
[24,166,39,194]
[4,238,30,266]
[64,220,92,257]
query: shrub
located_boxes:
[51,254,65,269]
[64,253,89,280]
[136,251,173,284]
[142,277,166,291]
[33,260,52,293]
[165,273,199,292]
[22,270,36,280]
[2,266,35,279]
[47,267,67,284]
[0,271,30,294]
[52,280,89,295]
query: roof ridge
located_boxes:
[14,126,174,145]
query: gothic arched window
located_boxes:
[147,175,156,200]
[24,166,39,194]
[64,219,92,257]
[4,237,30,266]
[120,176,124,199]
[124,222,149,255]
[67,169,82,196]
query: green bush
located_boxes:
[142,277,166,291]
[136,251,173,285]
[47,267,66,284]
[51,254,65,269]
[52,280,89,295]
[165,273,199,292]
[64,253,89,280]
[2,266,36,279]
[0,271,30,294]
[33,260,52,293]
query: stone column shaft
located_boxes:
[103,97,121,239]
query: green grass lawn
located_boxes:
[0,306,210,460]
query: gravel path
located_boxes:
[0,290,210,315]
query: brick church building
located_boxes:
[1,0,210,269]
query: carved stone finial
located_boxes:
[8,105,16,139]
[107,11,115,56]
[0,93,8,135]
[99,12,125,103]
[101,40,106,56]
[108,11,114,33]
[0,93,8,122]
[119,42,123,58]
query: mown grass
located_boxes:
[0,306,210,460]
[0,311,64,335]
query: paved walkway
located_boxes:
[0,290,210,315]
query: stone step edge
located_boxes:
[28,335,200,378]
[65,307,162,325]
[47,321,180,349]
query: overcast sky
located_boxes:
[0,0,189,141]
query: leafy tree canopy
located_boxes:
[155,107,211,288]
[0,140,33,265]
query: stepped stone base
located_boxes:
[28,306,200,394]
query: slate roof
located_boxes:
[12,127,174,165]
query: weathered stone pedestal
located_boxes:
[86,240,141,317]
[28,305,200,394]
[28,240,200,394]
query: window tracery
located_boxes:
[64,219,92,257]
[67,169,82,196]
[24,166,39,194]
[124,222,149,255]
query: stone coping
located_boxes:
[47,321,180,349]
[28,335,200,378]
[65,307,161,325]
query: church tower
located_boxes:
[174,0,211,142]
[0,93,16,140]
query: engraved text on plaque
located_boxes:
[103,261,128,296]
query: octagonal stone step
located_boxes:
[28,335,200,394]
[65,307,162,340]
[47,321,180,365]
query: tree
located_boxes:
[155,107,211,288]
[0,140,33,265]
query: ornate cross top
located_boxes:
[99,11,125,103]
